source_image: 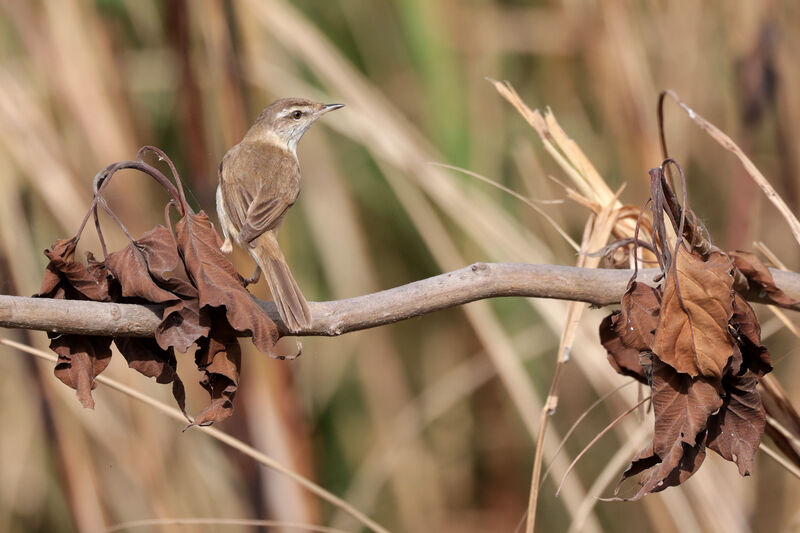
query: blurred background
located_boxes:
[0,0,799,532]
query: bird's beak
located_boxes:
[321,103,345,114]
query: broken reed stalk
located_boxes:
[2,262,799,338]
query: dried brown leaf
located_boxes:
[35,149,271,423]
[730,250,798,307]
[36,238,111,302]
[598,280,660,385]
[105,226,210,352]
[730,294,772,377]
[650,357,722,455]
[51,335,113,409]
[135,225,197,298]
[190,315,241,426]
[35,239,116,409]
[114,337,187,417]
[618,443,660,483]
[707,370,766,476]
[613,357,720,500]
[653,248,735,377]
[618,281,661,352]
[105,236,179,306]
[614,438,707,501]
[157,299,210,353]
[176,212,279,353]
[599,313,647,384]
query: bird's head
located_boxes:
[247,98,344,154]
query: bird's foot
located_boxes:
[270,340,302,361]
[242,266,262,287]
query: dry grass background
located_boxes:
[0,1,799,532]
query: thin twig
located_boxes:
[539,381,634,487]
[556,396,652,496]
[430,162,580,251]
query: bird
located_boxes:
[216,97,343,331]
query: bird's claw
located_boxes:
[270,340,302,361]
[242,266,262,287]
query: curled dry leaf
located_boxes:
[598,281,661,384]
[706,370,765,476]
[114,337,187,419]
[613,357,720,500]
[36,239,114,408]
[614,437,707,501]
[649,357,721,456]
[618,281,661,352]
[35,149,282,427]
[37,239,111,302]
[176,212,279,354]
[653,248,736,378]
[190,314,241,427]
[729,250,799,307]
[105,225,210,352]
[607,271,774,497]
[729,294,772,377]
[597,155,779,499]
[51,335,113,409]
[707,295,769,477]
[105,232,180,305]
[599,313,648,384]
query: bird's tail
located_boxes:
[249,233,312,332]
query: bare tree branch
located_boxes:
[1,263,798,338]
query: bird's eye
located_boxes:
[292,110,302,119]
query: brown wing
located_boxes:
[219,142,300,246]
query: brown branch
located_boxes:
[1,263,799,338]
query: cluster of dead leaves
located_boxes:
[35,147,281,426]
[599,162,796,500]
